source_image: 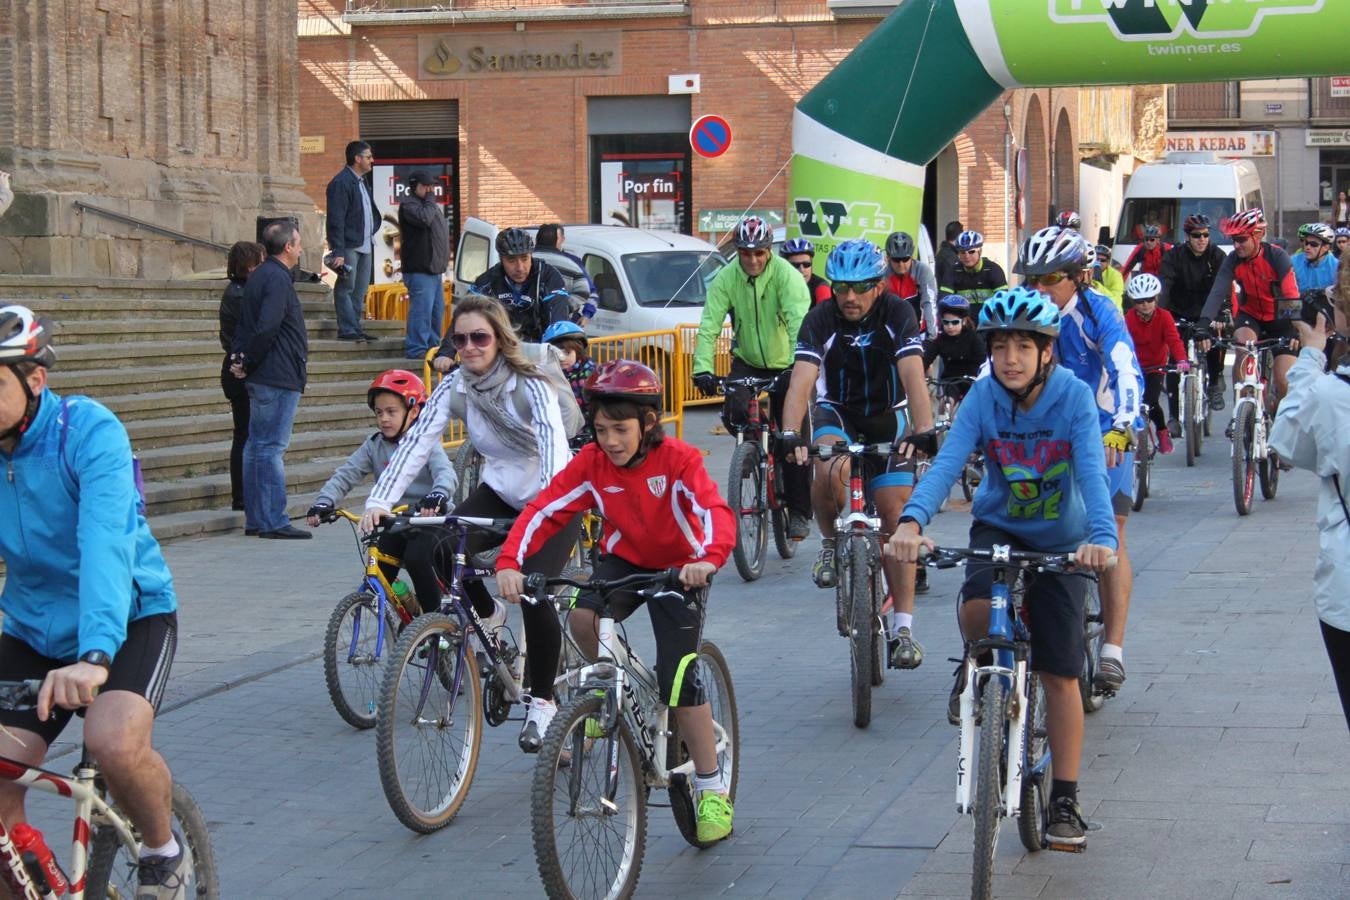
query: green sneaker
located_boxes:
[585,717,605,739]
[696,791,734,844]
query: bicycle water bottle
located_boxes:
[10,823,68,896]
[391,578,414,614]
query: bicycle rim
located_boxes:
[1232,404,1256,516]
[86,781,220,899]
[848,537,874,729]
[972,678,1009,900]
[1017,674,1051,852]
[728,442,767,581]
[323,590,393,729]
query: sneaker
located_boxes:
[695,790,734,843]
[889,627,924,669]
[812,540,836,589]
[1209,379,1226,411]
[947,665,967,726]
[914,564,929,595]
[1047,796,1088,846]
[1094,656,1125,691]
[787,511,812,541]
[1157,429,1174,454]
[519,700,556,753]
[1166,417,1181,438]
[136,833,189,899]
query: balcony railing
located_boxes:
[1168,82,1239,121]
[344,0,688,23]
[1311,76,1350,121]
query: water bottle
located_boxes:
[10,823,68,897]
[391,578,413,614]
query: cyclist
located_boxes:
[781,237,833,305]
[0,305,189,895]
[496,360,737,843]
[1123,274,1188,454]
[1334,226,1350,260]
[924,294,983,400]
[541,321,596,419]
[884,231,938,333]
[1199,208,1301,415]
[941,230,1008,313]
[1087,243,1124,309]
[534,223,599,325]
[1055,209,1082,231]
[780,239,937,668]
[361,296,582,753]
[1160,214,1227,410]
[887,287,1117,847]
[1016,226,1143,693]
[691,215,812,540]
[1292,223,1340,293]
[1121,225,1171,278]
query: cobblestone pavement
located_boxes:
[20,410,1349,898]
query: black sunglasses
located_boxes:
[890,256,913,263]
[791,260,814,270]
[1189,232,1210,239]
[941,318,964,326]
[831,280,880,296]
[1303,240,1325,248]
[450,330,493,349]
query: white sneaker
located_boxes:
[519,699,557,753]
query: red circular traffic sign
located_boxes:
[690,115,732,159]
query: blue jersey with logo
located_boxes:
[794,292,924,417]
[1055,287,1144,434]
[1291,250,1338,293]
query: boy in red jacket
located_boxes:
[496,359,737,844]
[1124,273,1188,453]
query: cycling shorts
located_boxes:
[0,613,177,746]
[958,522,1086,679]
[811,402,915,489]
[1233,313,1298,358]
[573,555,707,708]
[1107,450,1134,518]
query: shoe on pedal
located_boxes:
[136,831,189,899]
[695,791,734,843]
[1094,656,1125,691]
[1047,796,1088,848]
[889,627,924,669]
[519,698,556,753]
[914,565,929,595]
[1209,378,1226,411]
[787,511,812,541]
[812,540,836,589]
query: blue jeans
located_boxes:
[333,249,373,338]
[244,382,301,533]
[403,271,445,359]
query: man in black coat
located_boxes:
[325,141,379,342]
[397,171,450,359]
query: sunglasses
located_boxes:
[1231,235,1253,245]
[941,318,964,326]
[831,280,880,296]
[1303,240,1325,248]
[1026,272,1070,286]
[1189,232,1210,239]
[791,260,814,270]
[1135,297,1157,303]
[450,330,493,349]
[1144,237,1159,242]
[957,248,981,255]
[890,256,913,263]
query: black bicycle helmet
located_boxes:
[496,227,534,257]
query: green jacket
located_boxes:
[1094,266,1125,310]
[693,254,810,373]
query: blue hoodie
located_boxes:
[903,366,1118,552]
[0,389,177,661]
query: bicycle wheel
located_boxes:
[667,641,740,848]
[848,536,874,729]
[1130,446,1146,512]
[728,441,767,582]
[1184,375,1201,466]
[376,613,482,833]
[869,561,885,688]
[453,439,483,506]
[1232,403,1256,516]
[1017,674,1051,852]
[1080,578,1105,714]
[1259,426,1280,500]
[86,780,219,899]
[769,458,798,561]
[971,678,1009,900]
[532,692,647,900]
[323,590,398,729]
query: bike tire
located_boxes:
[1131,439,1147,512]
[532,692,647,900]
[667,641,740,848]
[323,590,397,729]
[869,560,885,688]
[728,442,767,582]
[1259,433,1280,501]
[1017,674,1051,852]
[848,536,874,729]
[1080,578,1106,714]
[1184,375,1200,466]
[376,613,482,833]
[86,780,219,899]
[453,439,483,506]
[767,454,799,561]
[972,678,1008,900]
[1232,403,1256,516]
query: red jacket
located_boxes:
[498,438,736,573]
[1123,242,1172,277]
[1124,307,1186,370]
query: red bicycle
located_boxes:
[721,373,801,581]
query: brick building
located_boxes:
[297,0,1161,275]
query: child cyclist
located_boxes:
[886,287,1117,848]
[1122,273,1188,454]
[305,370,455,613]
[495,360,738,844]
[923,294,983,400]
[541,320,596,419]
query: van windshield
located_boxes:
[1117,199,1236,247]
[622,251,726,307]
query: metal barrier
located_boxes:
[365,282,454,334]
[676,323,733,407]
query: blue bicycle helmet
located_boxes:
[977,286,1061,338]
[781,237,815,258]
[937,293,971,314]
[955,230,984,251]
[824,239,886,282]
[541,320,588,347]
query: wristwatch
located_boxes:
[79,650,112,671]
[898,515,923,532]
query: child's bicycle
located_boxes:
[370,514,586,833]
[1216,337,1291,516]
[917,546,1110,900]
[1131,400,1156,513]
[523,570,738,900]
[929,376,983,501]
[0,682,218,899]
[719,372,799,581]
[1173,319,1213,465]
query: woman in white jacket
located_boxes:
[1269,291,1350,729]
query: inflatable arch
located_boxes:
[788,0,1350,253]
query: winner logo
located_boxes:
[1050,0,1322,41]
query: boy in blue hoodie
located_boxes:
[888,287,1117,848]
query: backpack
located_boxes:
[57,397,148,515]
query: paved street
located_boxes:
[22,408,1350,898]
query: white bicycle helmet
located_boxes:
[0,305,55,368]
[1014,226,1090,276]
[1125,273,1163,302]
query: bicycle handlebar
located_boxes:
[918,544,1116,574]
[0,680,42,710]
[804,441,894,460]
[1212,337,1295,351]
[716,372,790,396]
[525,567,689,601]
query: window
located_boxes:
[585,255,627,312]
[457,232,489,284]
[621,251,726,307]
[1117,198,1237,247]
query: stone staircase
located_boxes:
[2,276,415,541]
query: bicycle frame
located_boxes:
[331,508,417,670]
[725,374,784,512]
[1229,341,1273,462]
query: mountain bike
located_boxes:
[1218,337,1290,516]
[721,373,798,581]
[1079,575,1109,714]
[525,570,738,900]
[1132,398,1158,513]
[1174,320,1212,466]
[0,682,218,899]
[918,547,1107,900]
[930,376,982,501]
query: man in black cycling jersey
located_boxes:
[941,230,1008,312]
[1159,214,1227,409]
[780,239,936,670]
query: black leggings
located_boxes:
[221,367,249,510]
[1143,371,1168,434]
[1320,620,1350,732]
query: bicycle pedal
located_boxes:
[1046,840,1087,854]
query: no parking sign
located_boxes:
[690,115,732,159]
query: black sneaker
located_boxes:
[787,511,812,541]
[1209,378,1226,411]
[1047,796,1088,846]
[889,627,924,669]
[136,831,190,899]
[1094,656,1125,691]
[914,564,929,595]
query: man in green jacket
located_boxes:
[692,216,812,538]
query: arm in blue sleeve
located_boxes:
[1096,303,1144,431]
[1069,388,1119,550]
[901,389,982,528]
[74,412,140,658]
[1269,347,1327,471]
[242,279,285,370]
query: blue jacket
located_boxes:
[233,256,309,393]
[903,367,1118,553]
[1056,286,1144,434]
[0,390,177,661]
[325,166,379,255]
[1290,251,1339,293]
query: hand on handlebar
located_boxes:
[691,371,719,398]
[496,568,526,605]
[679,561,717,589]
[1072,543,1117,573]
[360,507,390,535]
[305,501,334,527]
[894,428,939,460]
[37,662,108,722]
[1175,360,1191,374]
[779,430,809,465]
[884,520,935,564]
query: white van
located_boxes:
[1112,152,1263,266]
[454,217,726,338]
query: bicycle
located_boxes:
[929,376,983,501]
[1173,319,1213,466]
[0,681,219,899]
[1131,397,1159,513]
[1217,337,1290,515]
[524,569,738,900]
[720,373,799,581]
[371,514,585,833]
[1078,575,1110,714]
[917,546,1108,900]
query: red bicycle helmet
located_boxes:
[583,359,662,406]
[1220,208,1266,237]
[367,369,428,410]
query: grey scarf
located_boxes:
[458,356,539,457]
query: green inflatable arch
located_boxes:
[789,0,1349,254]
